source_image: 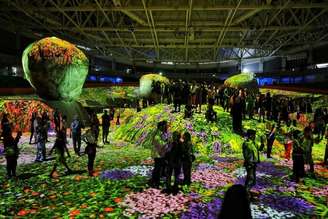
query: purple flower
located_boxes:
[213,141,222,153]
[181,198,222,219]
[0,147,4,156]
[259,194,315,215]
[213,156,240,163]
[257,161,289,177]
[186,123,193,131]
[101,169,134,180]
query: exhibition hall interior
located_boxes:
[0,0,328,218]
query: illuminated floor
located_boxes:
[0,105,327,218]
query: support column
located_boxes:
[281,57,286,71]
[259,59,264,73]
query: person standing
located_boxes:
[35,116,47,162]
[266,123,276,158]
[4,130,22,178]
[29,112,37,144]
[231,91,243,134]
[164,131,182,194]
[102,110,111,144]
[83,129,97,176]
[53,109,61,133]
[71,115,83,155]
[150,121,169,188]
[1,113,11,138]
[303,126,315,176]
[181,131,194,186]
[190,81,198,108]
[242,129,259,190]
[292,130,305,183]
[91,113,100,142]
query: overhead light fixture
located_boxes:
[316,63,328,68]
[159,72,163,76]
[76,44,92,51]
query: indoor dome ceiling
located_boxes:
[0,0,328,65]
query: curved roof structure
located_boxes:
[0,0,328,68]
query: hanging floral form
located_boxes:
[22,37,89,100]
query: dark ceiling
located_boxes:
[0,0,328,66]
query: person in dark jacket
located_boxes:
[181,131,194,186]
[4,130,22,178]
[164,131,182,194]
[266,123,276,158]
[102,110,111,144]
[219,184,252,219]
[71,115,83,155]
[1,113,11,138]
[292,130,305,183]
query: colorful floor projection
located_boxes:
[0,100,327,218]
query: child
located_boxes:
[164,131,182,194]
[181,131,194,186]
[49,130,72,178]
[292,130,304,182]
[303,126,314,176]
[4,130,22,178]
[83,129,97,176]
[242,129,259,190]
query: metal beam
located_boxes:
[141,0,159,59]
[112,0,147,26]
[34,25,327,32]
[232,8,262,25]
[94,0,132,58]
[1,3,328,12]
[270,8,328,56]
[214,0,242,60]
[185,0,193,61]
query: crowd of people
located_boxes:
[0,107,118,178]
[0,81,328,216]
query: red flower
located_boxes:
[69,209,80,216]
[104,207,114,212]
[114,197,122,203]
[17,209,30,216]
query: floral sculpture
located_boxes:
[22,37,89,101]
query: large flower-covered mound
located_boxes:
[224,72,258,90]
[139,74,170,97]
[22,37,89,101]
